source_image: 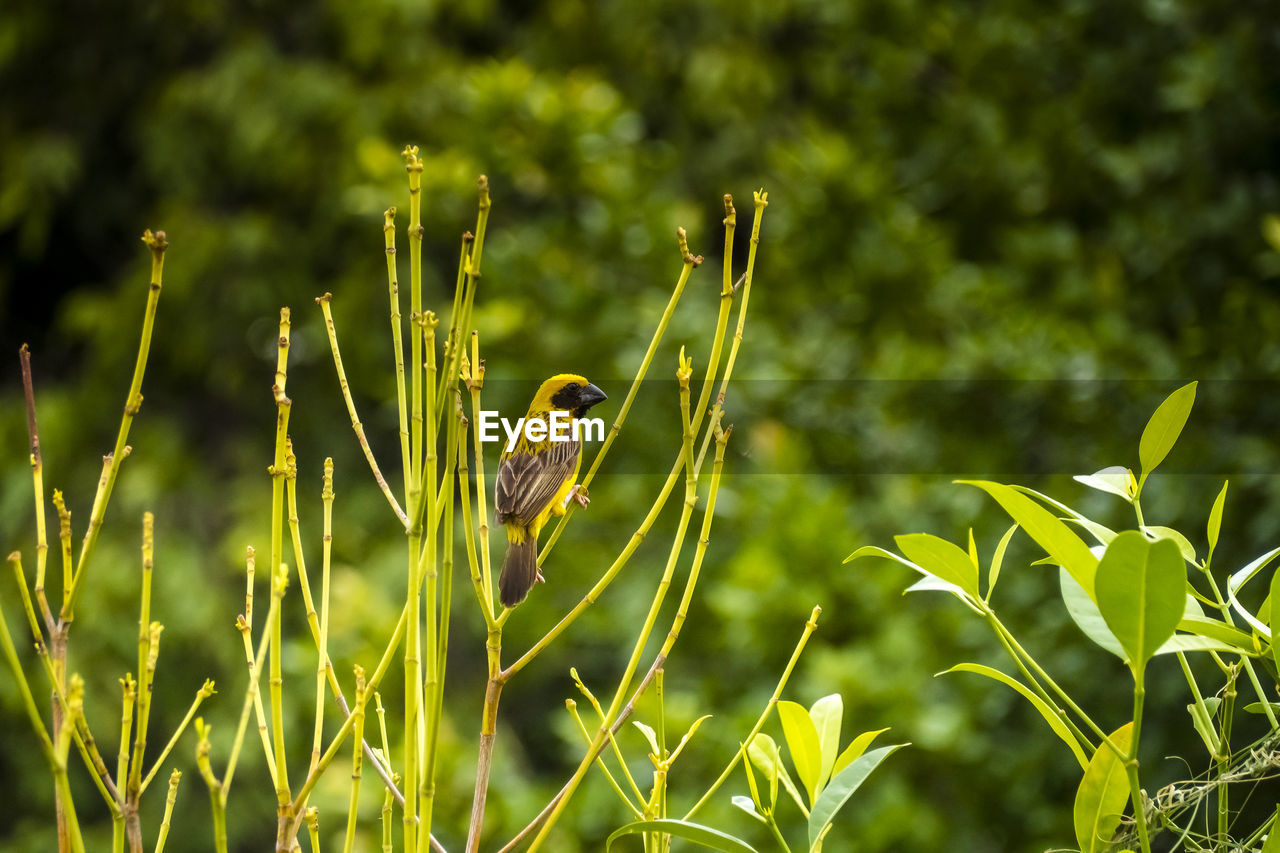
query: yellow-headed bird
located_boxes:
[497,374,607,607]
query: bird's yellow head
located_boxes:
[530,374,608,418]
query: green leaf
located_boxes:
[1261,805,1280,853]
[1207,481,1228,552]
[847,545,981,612]
[1271,562,1280,676]
[1095,532,1186,675]
[1142,525,1197,564]
[830,728,889,779]
[809,694,843,793]
[987,523,1018,599]
[669,714,713,764]
[1073,466,1135,502]
[1177,615,1256,653]
[1244,701,1280,715]
[633,721,660,756]
[944,663,1088,770]
[894,533,980,599]
[1060,567,1126,660]
[1226,546,1280,637]
[968,528,979,571]
[1186,699,1221,756]
[777,700,823,807]
[747,733,781,809]
[959,481,1098,596]
[807,744,906,850]
[606,819,760,853]
[1073,723,1134,853]
[1153,634,1250,656]
[1065,517,1118,547]
[731,795,767,824]
[1138,381,1197,483]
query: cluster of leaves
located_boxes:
[854,383,1280,852]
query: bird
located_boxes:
[496,374,608,608]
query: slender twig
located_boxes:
[153,770,180,853]
[140,680,215,794]
[268,307,294,807]
[19,345,54,634]
[316,294,409,527]
[344,667,367,853]
[538,228,702,563]
[65,230,167,621]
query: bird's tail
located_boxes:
[499,536,539,608]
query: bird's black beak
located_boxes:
[578,383,607,410]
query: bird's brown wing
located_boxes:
[495,439,580,527]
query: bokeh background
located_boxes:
[3,1,1280,850]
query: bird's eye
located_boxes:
[563,382,580,394]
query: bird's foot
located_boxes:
[568,484,591,508]
[535,568,546,585]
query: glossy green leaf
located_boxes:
[1095,532,1185,675]
[895,533,980,599]
[809,694,843,792]
[1009,484,1088,521]
[849,545,981,612]
[1177,615,1256,653]
[1153,634,1248,656]
[1207,481,1228,552]
[1060,568,1126,660]
[830,728,889,779]
[669,714,713,763]
[808,744,906,850]
[777,700,822,806]
[1066,517,1118,547]
[1138,381,1197,481]
[987,523,1018,599]
[959,481,1098,596]
[1271,562,1280,676]
[633,721,660,756]
[748,733,782,808]
[1073,466,1135,502]
[1142,525,1197,564]
[944,663,1088,770]
[1073,723,1134,853]
[1226,546,1280,637]
[606,819,759,853]
[731,795,767,823]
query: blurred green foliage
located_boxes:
[3,0,1280,850]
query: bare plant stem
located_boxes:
[685,605,822,819]
[316,294,410,527]
[268,307,294,812]
[65,230,167,621]
[153,770,180,853]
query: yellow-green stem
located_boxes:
[65,230,166,622]
[419,314,440,852]
[384,207,413,495]
[316,294,409,527]
[539,228,700,562]
[344,668,367,853]
[153,770,180,853]
[127,512,155,800]
[685,605,821,820]
[528,387,725,850]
